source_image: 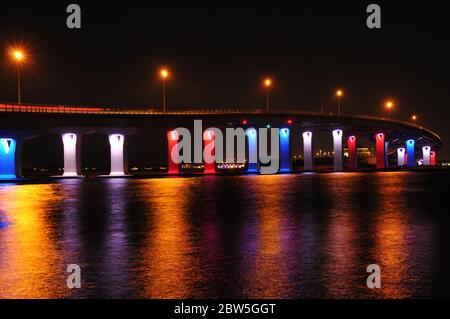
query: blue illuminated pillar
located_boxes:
[279,128,291,172]
[384,141,389,168]
[406,139,415,167]
[246,127,258,173]
[0,138,17,179]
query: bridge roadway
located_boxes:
[0,103,442,179]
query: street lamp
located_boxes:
[385,100,394,119]
[10,49,25,105]
[160,68,169,112]
[411,114,418,122]
[264,78,272,112]
[335,89,343,116]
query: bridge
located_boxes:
[0,102,442,179]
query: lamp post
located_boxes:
[336,89,343,116]
[160,68,169,112]
[264,78,272,113]
[11,50,25,105]
[385,100,394,119]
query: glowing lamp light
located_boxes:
[266,124,271,128]
[385,100,394,109]
[160,68,169,79]
[264,78,272,87]
[1,138,13,154]
[12,50,24,62]
[287,119,293,125]
[336,89,343,97]
[242,120,248,125]
[412,115,417,121]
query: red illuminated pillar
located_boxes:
[203,130,216,174]
[431,151,437,166]
[375,132,385,169]
[167,130,180,174]
[347,135,357,170]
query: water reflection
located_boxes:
[135,178,199,298]
[0,184,65,298]
[0,172,448,298]
[240,175,294,298]
[322,174,360,298]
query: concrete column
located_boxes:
[167,130,181,174]
[406,139,415,167]
[384,141,390,168]
[108,134,128,176]
[375,133,385,169]
[347,135,357,170]
[0,138,18,179]
[332,129,343,171]
[279,128,291,172]
[431,151,437,166]
[203,129,216,174]
[422,145,431,166]
[397,147,406,166]
[62,133,82,177]
[302,131,313,171]
[245,127,258,173]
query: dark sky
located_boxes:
[1,2,450,159]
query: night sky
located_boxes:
[1,2,450,161]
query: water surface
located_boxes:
[0,172,449,298]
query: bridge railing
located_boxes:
[0,102,441,142]
[0,103,271,115]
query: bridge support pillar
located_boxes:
[347,135,357,170]
[279,128,291,172]
[431,151,437,166]
[384,141,390,168]
[108,134,128,176]
[302,131,313,171]
[246,128,258,173]
[397,147,406,167]
[406,139,415,167]
[62,133,83,177]
[203,129,216,174]
[422,145,431,166]
[0,137,21,179]
[167,130,181,174]
[332,129,343,171]
[375,133,385,169]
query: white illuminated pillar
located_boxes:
[332,129,343,171]
[109,134,127,176]
[302,131,313,171]
[62,133,82,177]
[422,145,431,166]
[397,147,406,166]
